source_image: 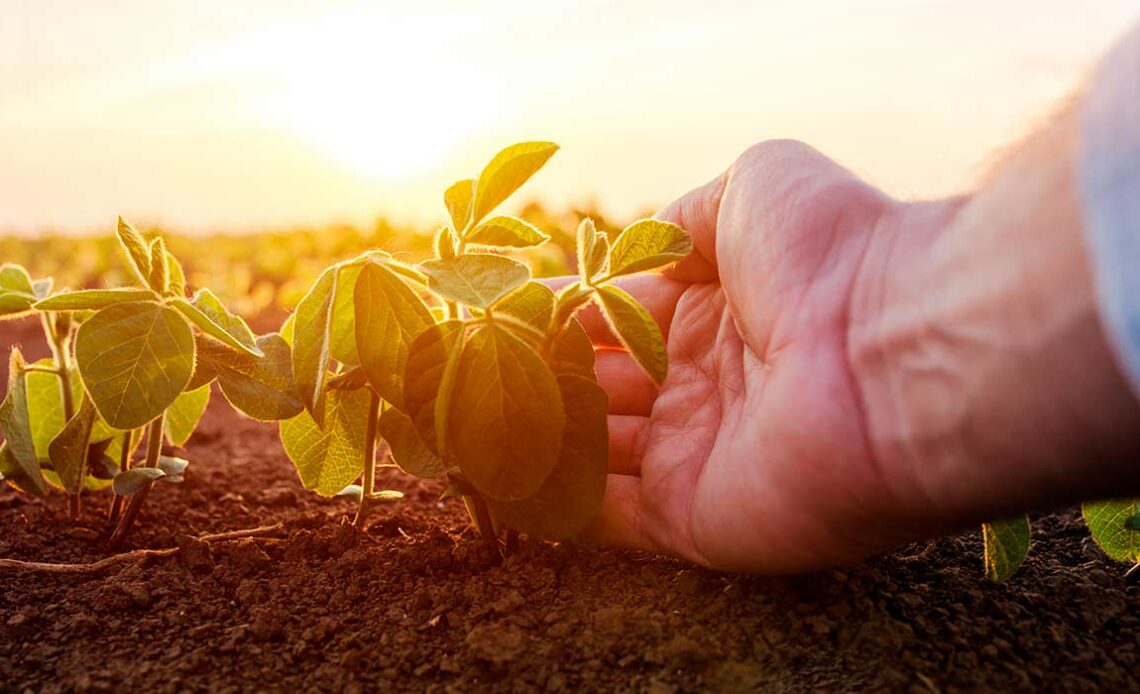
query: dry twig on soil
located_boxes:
[0,523,284,574]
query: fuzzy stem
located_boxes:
[108,429,135,526]
[42,312,81,517]
[107,415,164,550]
[471,494,501,558]
[353,391,381,528]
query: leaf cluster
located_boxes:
[277,141,691,541]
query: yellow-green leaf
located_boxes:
[49,395,99,494]
[378,407,443,479]
[148,237,169,294]
[280,387,369,496]
[75,301,196,429]
[292,267,337,423]
[471,142,559,224]
[448,325,565,501]
[607,219,692,277]
[171,289,261,357]
[1083,499,1140,563]
[116,216,151,286]
[467,216,550,248]
[34,289,158,312]
[434,226,457,260]
[330,263,362,366]
[595,285,667,385]
[0,348,48,497]
[494,281,554,334]
[0,264,35,295]
[403,321,465,453]
[982,515,1031,583]
[354,261,434,409]
[488,373,607,539]
[164,385,211,445]
[444,178,474,234]
[0,291,35,320]
[25,362,84,460]
[575,218,608,282]
[549,318,596,379]
[198,333,303,421]
[166,251,187,297]
[419,254,530,309]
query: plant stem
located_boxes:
[471,494,501,559]
[505,528,519,555]
[107,415,164,550]
[108,429,135,526]
[42,312,81,518]
[353,391,381,528]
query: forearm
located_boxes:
[851,103,1140,529]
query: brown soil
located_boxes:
[1,317,1138,692]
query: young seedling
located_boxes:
[1,219,304,548]
[278,141,691,553]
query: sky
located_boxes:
[2,0,1138,236]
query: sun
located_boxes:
[223,12,502,180]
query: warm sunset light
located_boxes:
[3,2,1137,234]
[5,3,1140,690]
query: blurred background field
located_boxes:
[0,201,631,323]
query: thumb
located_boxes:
[655,173,726,283]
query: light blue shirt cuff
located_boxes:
[1079,21,1140,398]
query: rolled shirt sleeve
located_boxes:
[1080,20,1140,397]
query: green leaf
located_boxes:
[448,325,565,501]
[171,289,261,356]
[113,467,166,496]
[403,321,465,453]
[1082,499,1140,563]
[34,288,159,312]
[467,216,549,248]
[279,387,369,496]
[494,281,554,334]
[75,301,196,429]
[378,407,443,479]
[148,237,169,294]
[472,142,559,224]
[25,362,84,460]
[198,333,303,421]
[49,395,99,494]
[549,318,596,379]
[116,216,152,286]
[354,261,434,409]
[607,219,692,277]
[1126,513,1140,531]
[981,514,1031,583]
[419,254,530,309]
[575,218,608,282]
[330,263,362,366]
[327,366,370,391]
[595,285,667,385]
[444,178,474,233]
[164,386,210,446]
[0,264,35,295]
[0,291,35,320]
[166,251,187,297]
[434,226,457,260]
[0,349,48,497]
[291,267,337,423]
[488,374,607,539]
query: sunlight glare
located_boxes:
[217,13,501,179]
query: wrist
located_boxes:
[848,116,1140,529]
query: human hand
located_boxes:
[578,137,1140,573]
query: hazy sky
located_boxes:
[2,1,1137,235]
